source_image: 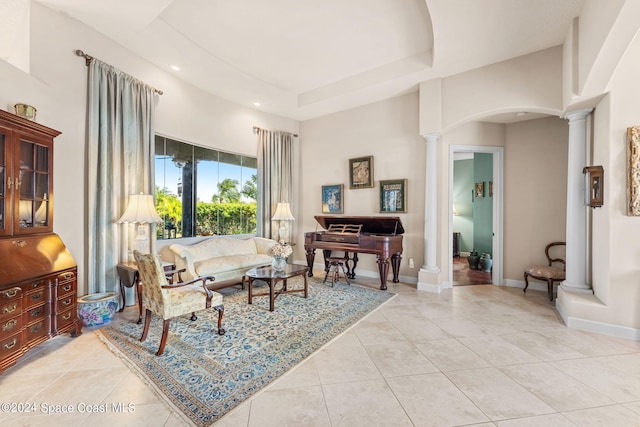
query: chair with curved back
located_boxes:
[523,242,566,301]
[134,250,225,356]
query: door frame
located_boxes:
[449,145,504,286]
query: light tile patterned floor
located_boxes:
[1,275,640,426]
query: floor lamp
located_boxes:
[118,193,162,255]
[271,202,295,243]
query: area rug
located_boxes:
[96,276,395,426]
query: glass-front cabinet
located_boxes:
[0,110,60,237]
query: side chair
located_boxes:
[133,250,225,356]
[523,242,566,301]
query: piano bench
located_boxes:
[323,257,350,286]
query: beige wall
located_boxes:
[298,93,425,281]
[503,117,568,283]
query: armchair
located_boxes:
[133,251,225,356]
[523,242,566,301]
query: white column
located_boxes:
[421,132,440,272]
[562,109,592,292]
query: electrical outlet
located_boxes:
[409,258,414,268]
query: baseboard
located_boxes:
[504,278,548,293]
[555,298,640,342]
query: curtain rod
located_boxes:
[253,126,298,138]
[74,49,164,95]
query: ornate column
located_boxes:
[421,132,440,273]
[562,109,592,292]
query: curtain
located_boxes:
[87,59,156,294]
[256,129,293,239]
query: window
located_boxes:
[154,135,257,239]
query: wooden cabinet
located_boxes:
[0,109,59,237]
[0,110,80,375]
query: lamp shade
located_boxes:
[271,202,295,221]
[118,194,162,224]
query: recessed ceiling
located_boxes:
[36,0,584,121]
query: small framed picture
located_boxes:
[349,156,374,189]
[379,179,407,213]
[322,184,344,213]
[475,182,484,198]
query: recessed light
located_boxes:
[253,102,261,107]
[515,112,527,117]
[170,65,181,71]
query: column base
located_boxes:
[560,281,593,294]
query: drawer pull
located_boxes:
[61,272,75,280]
[2,319,18,332]
[61,298,72,306]
[62,312,72,321]
[2,303,17,314]
[30,307,43,317]
[31,292,43,301]
[3,338,17,350]
[31,281,44,289]
[30,323,42,333]
[62,285,72,292]
[2,289,18,298]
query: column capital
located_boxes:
[422,132,441,143]
[564,108,593,122]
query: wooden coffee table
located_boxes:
[245,264,309,311]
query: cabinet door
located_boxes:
[13,134,53,235]
[0,125,9,237]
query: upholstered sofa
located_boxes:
[167,236,277,290]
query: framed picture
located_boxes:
[321,184,344,213]
[379,179,407,213]
[475,182,484,198]
[349,156,374,188]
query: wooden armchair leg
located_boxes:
[190,312,197,321]
[157,319,171,356]
[140,309,152,343]
[523,273,529,293]
[547,280,554,301]
[214,304,225,335]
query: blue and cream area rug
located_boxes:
[96,276,395,426]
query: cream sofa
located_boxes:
[167,236,277,290]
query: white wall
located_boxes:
[0,3,298,296]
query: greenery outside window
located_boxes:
[155,135,257,239]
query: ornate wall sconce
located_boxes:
[627,126,640,215]
[583,165,604,208]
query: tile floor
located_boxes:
[1,273,640,427]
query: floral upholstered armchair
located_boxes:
[133,251,225,356]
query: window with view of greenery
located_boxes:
[155,135,258,239]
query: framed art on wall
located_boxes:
[349,156,374,188]
[321,184,344,213]
[379,179,407,213]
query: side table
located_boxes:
[116,261,175,324]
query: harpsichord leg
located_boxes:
[305,248,316,277]
[391,253,402,283]
[376,256,389,290]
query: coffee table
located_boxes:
[244,264,309,311]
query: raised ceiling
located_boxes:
[37,0,584,121]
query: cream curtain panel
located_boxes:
[86,59,156,294]
[256,129,294,239]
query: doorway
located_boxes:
[449,145,503,287]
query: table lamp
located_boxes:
[118,193,162,254]
[271,202,295,243]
